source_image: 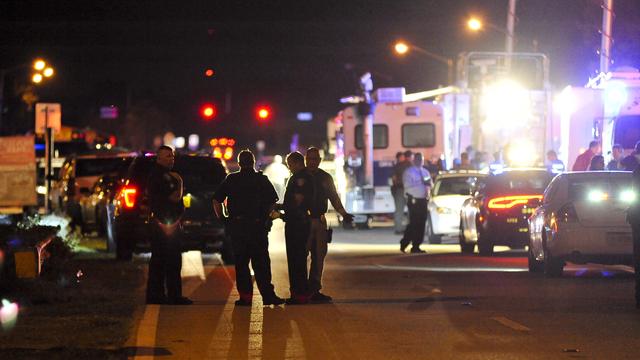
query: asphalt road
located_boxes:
[125,222,640,360]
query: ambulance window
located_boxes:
[355,124,388,149]
[614,115,640,149]
[402,123,435,148]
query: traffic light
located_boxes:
[201,103,217,120]
[255,105,272,122]
[205,68,215,77]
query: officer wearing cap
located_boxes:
[146,145,192,305]
[305,147,354,303]
[213,149,284,306]
[282,151,314,305]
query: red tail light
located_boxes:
[120,186,138,208]
[487,195,543,209]
[558,203,578,223]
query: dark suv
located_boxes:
[109,154,231,261]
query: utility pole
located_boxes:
[505,0,517,54]
[359,72,374,186]
[600,0,614,74]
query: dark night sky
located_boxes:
[1,0,639,153]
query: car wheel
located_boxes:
[425,215,441,244]
[114,228,133,261]
[459,220,475,254]
[477,227,494,256]
[527,244,543,273]
[356,216,372,230]
[543,248,564,277]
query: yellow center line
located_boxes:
[492,316,531,332]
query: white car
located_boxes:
[426,171,486,243]
[528,171,634,277]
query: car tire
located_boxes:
[543,248,564,277]
[459,220,475,254]
[527,244,543,273]
[356,216,372,230]
[477,227,494,256]
[115,230,133,261]
[425,216,441,244]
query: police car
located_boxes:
[109,153,231,261]
[459,168,554,255]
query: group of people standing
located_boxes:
[391,150,433,254]
[145,145,355,306]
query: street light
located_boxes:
[392,40,454,85]
[467,17,483,32]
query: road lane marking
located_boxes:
[133,305,160,359]
[492,316,531,332]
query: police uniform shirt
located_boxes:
[214,168,278,220]
[308,169,340,217]
[148,163,185,223]
[403,165,431,199]
[283,169,313,222]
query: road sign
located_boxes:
[35,103,61,134]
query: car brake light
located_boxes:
[120,186,137,208]
[558,203,578,223]
[487,195,543,209]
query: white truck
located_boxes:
[333,93,447,228]
[551,68,640,168]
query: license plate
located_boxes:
[522,208,535,215]
[506,218,518,223]
[606,233,631,244]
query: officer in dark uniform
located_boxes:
[305,147,354,303]
[213,150,284,306]
[282,151,314,305]
[628,165,640,309]
[146,145,192,305]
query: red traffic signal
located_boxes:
[256,105,272,121]
[201,103,217,120]
[205,68,215,77]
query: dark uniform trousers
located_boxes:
[146,221,183,301]
[229,219,276,301]
[631,224,640,306]
[403,196,428,249]
[285,220,310,297]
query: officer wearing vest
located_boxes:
[627,165,640,309]
[282,151,314,304]
[305,147,354,303]
[400,152,432,254]
[146,145,192,305]
[213,150,284,306]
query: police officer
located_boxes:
[305,147,354,303]
[213,150,284,306]
[400,152,432,254]
[282,151,314,305]
[146,145,192,305]
[628,166,640,309]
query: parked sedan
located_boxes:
[459,168,554,255]
[426,171,486,243]
[528,171,634,277]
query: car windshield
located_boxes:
[174,157,226,192]
[487,171,553,195]
[433,176,479,196]
[568,176,632,201]
[76,157,133,177]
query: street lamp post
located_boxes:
[0,59,55,132]
[394,41,454,85]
